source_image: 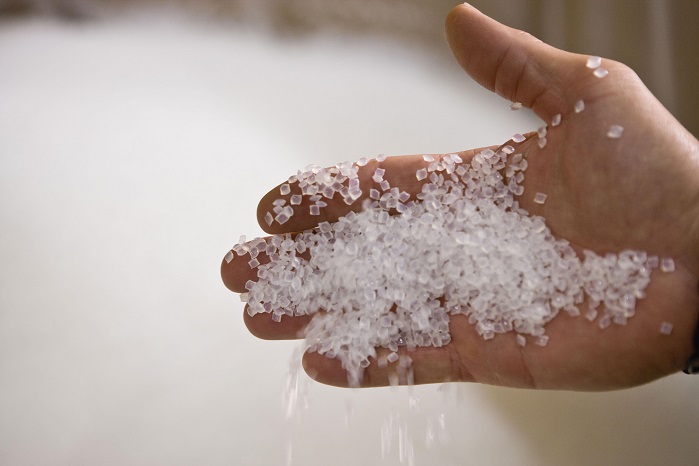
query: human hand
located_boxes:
[221,4,699,390]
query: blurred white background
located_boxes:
[1,1,698,465]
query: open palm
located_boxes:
[222,4,699,390]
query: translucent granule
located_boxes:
[516,334,526,347]
[660,257,675,272]
[593,68,609,78]
[386,352,399,363]
[537,126,547,138]
[533,192,547,205]
[356,157,369,166]
[585,309,598,322]
[237,142,659,387]
[224,251,234,263]
[510,102,523,110]
[423,155,435,162]
[574,100,585,113]
[264,212,274,226]
[290,195,302,205]
[376,154,388,162]
[538,138,547,149]
[659,321,673,335]
[512,133,526,143]
[551,114,561,127]
[280,184,291,195]
[373,168,385,183]
[586,56,602,69]
[607,125,624,139]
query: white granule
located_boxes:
[238,145,660,386]
[510,102,523,110]
[574,100,585,113]
[586,56,602,69]
[660,257,675,272]
[607,125,624,139]
[551,114,561,127]
[659,321,673,335]
[593,68,609,78]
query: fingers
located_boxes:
[256,147,498,235]
[301,314,534,388]
[302,346,472,388]
[244,311,313,340]
[445,4,585,121]
[222,246,314,340]
[223,141,531,294]
[223,143,533,348]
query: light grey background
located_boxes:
[1,3,698,465]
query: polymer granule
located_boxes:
[235,145,663,386]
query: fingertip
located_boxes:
[256,189,278,234]
[244,310,313,340]
[446,2,477,31]
[302,350,351,387]
[221,253,244,293]
[221,247,261,293]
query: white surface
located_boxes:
[1,14,698,466]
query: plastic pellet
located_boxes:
[586,56,602,69]
[659,321,673,335]
[660,257,675,272]
[593,68,608,78]
[607,125,624,139]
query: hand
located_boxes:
[221,4,699,390]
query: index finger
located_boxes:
[256,146,500,235]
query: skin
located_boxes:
[221,4,699,390]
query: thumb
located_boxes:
[445,3,585,122]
